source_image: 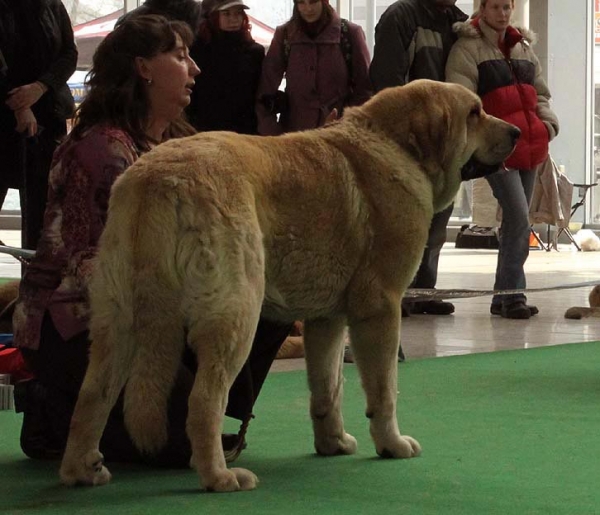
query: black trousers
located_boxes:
[410,203,454,289]
[0,128,61,252]
[18,313,291,466]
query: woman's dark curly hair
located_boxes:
[71,14,195,149]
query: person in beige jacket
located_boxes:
[446,0,559,319]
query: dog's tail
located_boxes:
[90,170,186,455]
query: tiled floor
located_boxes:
[2,229,599,372]
[272,241,600,372]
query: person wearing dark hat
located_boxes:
[186,0,294,457]
[186,0,263,134]
[116,0,202,31]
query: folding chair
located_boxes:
[554,182,598,251]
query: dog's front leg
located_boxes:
[304,316,357,456]
[348,309,421,459]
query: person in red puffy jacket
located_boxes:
[446,0,559,319]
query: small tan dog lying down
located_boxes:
[59,80,519,492]
[564,285,600,319]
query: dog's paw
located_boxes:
[315,431,358,456]
[377,435,421,459]
[204,467,258,492]
[59,450,112,487]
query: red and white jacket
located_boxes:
[446,18,559,170]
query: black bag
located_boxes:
[455,224,499,249]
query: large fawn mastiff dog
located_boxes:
[59,80,519,492]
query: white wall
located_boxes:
[542,0,592,199]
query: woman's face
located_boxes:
[139,34,200,121]
[218,7,245,32]
[296,0,323,23]
[480,0,514,32]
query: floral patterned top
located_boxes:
[13,125,140,350]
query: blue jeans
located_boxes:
[486,168,535,307]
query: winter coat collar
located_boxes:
[286,11,342,44]
[453,17,536,49]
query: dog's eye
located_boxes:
[469,106,482,117]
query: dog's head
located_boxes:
[356,80,520,211]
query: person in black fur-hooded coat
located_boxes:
[186,0,265,134]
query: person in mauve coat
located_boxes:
[256,0,372,135]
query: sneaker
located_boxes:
[490,303,538,317]
[409,300,455,315]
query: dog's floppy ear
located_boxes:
[405,102,452,167]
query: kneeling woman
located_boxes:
[13,14,288,465]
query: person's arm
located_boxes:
[346,24,372,107]
[61,132,138,286]
[250,43,266,100]
[22,130,137,303]
[445,43,479,93]
[369,6,415,91]
[256,26,287,136]
[531,53,559,141]
[14,107,38,136]
[37,0,78,92]
[5,1,77,113]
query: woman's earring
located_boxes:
[146,78,153,85]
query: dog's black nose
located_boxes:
[510,126,521,144]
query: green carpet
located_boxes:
[2,342,600,515]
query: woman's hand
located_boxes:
[324,108,338,126]
[14,108,38,137]
[6,82,46,111]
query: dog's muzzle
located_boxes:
[461,125,521,181]
[460,157,503,181]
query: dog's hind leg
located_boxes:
[303,316,357,456]
[186,303,261,492]
[348,309,421,459]
[59,325,135,486]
